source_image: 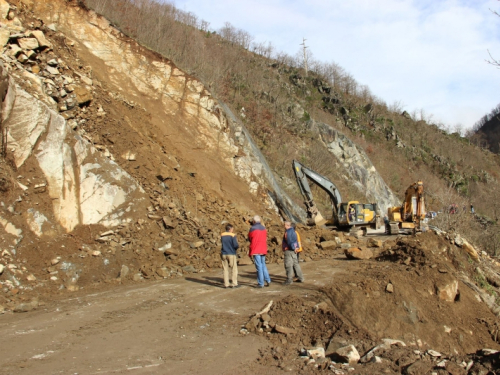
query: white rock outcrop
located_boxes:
[1,65,147,233]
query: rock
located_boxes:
[91,250,101,257]
[46,66,59,75]
[320,240,337,249]
[334,345,360,365]
[74,85,92,104]
[261,313,271,322]
[132,273,143,281]
[17,53,28,63]
[0,28,10,47]
[313,301,329,313]
[80,75,93,86]
[405,360,433,375]
[307,347,325,359]
[13,299,39,313]
[462,240,479,262]
[480,348,499,355]
[119,265,129,278]
[162,216,175,229]
[274,325,297,335]
[0,0,10,19]
[326,337,349,356]
[158,242,172,252]
[0,264,4,275]
[26,274,36,281]
[67,285,79,292]
[367,238,382,247]
[182,265,196,273]
[454,235,464,247]
[190,241,204,248]
[121,151,136,161]
[30,30,52,49]
[339,243,351,249]
[0,305,4,314]
[435,278,458,302]
[156,267,169,278]
[427,350,442,357]
[345,247,373,260]
[386,283,394,293]
[51,257,61,265]
[18,37,39,50]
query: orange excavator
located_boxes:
[387,181,426,234]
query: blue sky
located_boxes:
[173,0,500,130]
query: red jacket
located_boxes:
[248,223,268,256]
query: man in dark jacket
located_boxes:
[221,224,240,288]
[282,221,304,285]
[248,215,271,288]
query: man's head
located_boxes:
[253,215,261,224]
[225,224,233,232]
[284,221,291,229]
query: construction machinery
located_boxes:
[386,181,426,234]
[292,160,378,232]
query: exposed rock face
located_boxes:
[26,0,291,214]
[1,64,148,233]
[310,121,399,214]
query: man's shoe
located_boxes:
[265,281,271,287]
[232,285,242,288]
[297,279,305,283]
[283,281,292,286]
[256,285,264,288]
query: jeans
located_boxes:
[253,254,271,286]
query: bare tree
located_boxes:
[486,3,500,68]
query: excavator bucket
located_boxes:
[310,212,327,226]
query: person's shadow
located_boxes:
[184,271,289,288]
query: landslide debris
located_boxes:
[244,231,500,374]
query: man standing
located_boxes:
[248,215,271,288]
[282,221,304,285]
[221,224,240,288]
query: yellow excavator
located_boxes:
[387,181,426,234]
[292,160,379,232]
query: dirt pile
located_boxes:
[243,231,500,373]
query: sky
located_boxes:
[173,0,500,131]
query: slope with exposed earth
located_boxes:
[0,1,499,374]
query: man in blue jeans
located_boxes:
[248,215,271,288]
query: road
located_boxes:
[0,259,345,375]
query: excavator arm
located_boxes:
[292,160,342,225]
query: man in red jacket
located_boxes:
[248,215,271,288]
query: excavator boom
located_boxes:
[292,160,342,226]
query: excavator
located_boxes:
[386,181,426,234]
[292,160,379,232]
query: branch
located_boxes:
[486,50,500,68]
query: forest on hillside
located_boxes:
[470,103,500,154]
[82,0,500,255]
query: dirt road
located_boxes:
[0,259,342,375]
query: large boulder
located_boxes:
[435,277,459,302]
[345,247,373,260]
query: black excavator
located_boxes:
[292,160,379,232]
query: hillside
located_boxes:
[81,0,500,255]
[0,0,499,373]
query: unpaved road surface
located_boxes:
[0,260,341,375]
